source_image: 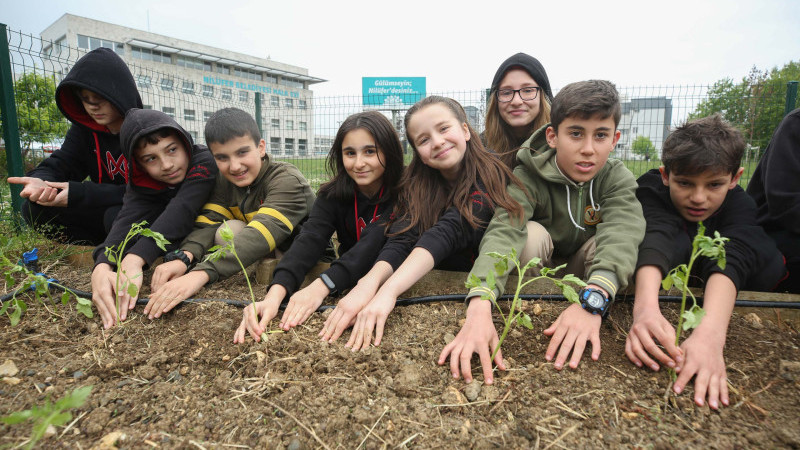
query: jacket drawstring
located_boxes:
[565,179,599,231]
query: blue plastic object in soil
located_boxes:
[20,248,40,272]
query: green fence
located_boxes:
[2,24,798,221]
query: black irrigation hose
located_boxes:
[4,284,800,310]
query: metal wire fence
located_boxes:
[2,25,798,220]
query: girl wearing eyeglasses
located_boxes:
[483,53,553,168]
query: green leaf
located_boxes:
[661,275,673,291]
[76,298,94,318]
[9,303,22,326]
[219,223,235,243]
[522,256,541,273]
[140,229,170,251]
[518,313,533,330]
[681,305,706,331]
[486,270,496,291]
[48,411,72,427]
[0,299,9,316]
[561,284,580,304]
[60,291,70,306]
[493,259,508,277]
[465,273,481,289]
[0,410,33,424]
[57,386,93,410]
[106,252,117,264]
[127,283,139,298]
[486,251,505,259]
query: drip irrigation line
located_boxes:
[4,284,800,310]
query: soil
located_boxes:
[1,261,800,449]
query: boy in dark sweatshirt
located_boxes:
[145,108,315,319]
[8,48,142,244]
[90,109,217,328]
[626,114,786,410]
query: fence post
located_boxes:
[254,92,263,139]
[0,23,24,221]
[785,81,798,116]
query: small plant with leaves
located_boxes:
[466,248,586,360]
[103,220,169,323]
[1,385,92,449]
[0,251,93,326]
[205,222,281,340]
[661,222,728,349]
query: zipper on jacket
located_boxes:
[574,184,584,241]
[239,186,251,220]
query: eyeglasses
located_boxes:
[496,87,541,102]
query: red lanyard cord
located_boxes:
[354,185,385,241]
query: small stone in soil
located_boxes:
[465,381,482,402]
[73,370,84,379]
[0,359,19,377]
[24,369,36,376]
[167,370,182,382]
[443,333,456,345]
[287,437,304,450]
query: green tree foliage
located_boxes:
[631,135,656,161]
[1,72,69,153]
[689,61,800,158]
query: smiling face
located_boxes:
[406,103,470,182]
[546,115,620,184]
[660,167,742,222]
[134,132,189,185]
[342,128,386,198]
[497,69,541,138]
[209,135,266,187]
[78,89,123,133]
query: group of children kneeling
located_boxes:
[10,49,795,413]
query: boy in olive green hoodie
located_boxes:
[439,80,645,384]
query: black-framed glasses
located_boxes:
[496,87,541,102]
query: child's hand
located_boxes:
[345,291,396,351]
[674,327,729,410]
[151,259,189,292]
[117,254,145,311]
[280,279,328,331]
[233,298,281,343]
[625,307,683,371]
[319,280,378,343]
[543,303,602,370]
[90,263,120,329]
[145,271,208,319]
[438,299,506,385]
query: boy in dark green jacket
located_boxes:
[145,108,315,319]
[440,80,645,384]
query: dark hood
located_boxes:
[490,52,553,103]
[120,108,196,191]
[56,48,143,132]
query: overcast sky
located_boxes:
[3,0,799,99]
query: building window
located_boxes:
[136,75,152,89]
[189,131,198,141]
[234,67,261,81]
[181,81,195,94]
[271,119,280,129]
[204,111,214,121]
[299,121,307,131]
[284,98,294,108]
[286,120,294,130]
[160,78,174,91]
[204,61,213,71]
[162,107,175,118]
[280,78,304,89]
[239,91,249,102]
[132,46,171,64]
[265,75,278,84]
[202,85,214,97]
[221,88,232,100]
[270,96,280,107]
[77,34,124,55]
[298,100,307,110]
[298,139,307,156]
[176,55,204,70]
[216,64,230,75]
[184,109,195,121]
[270,137,281,153]
[285,138,294,153]
[143,104,153,110]
[45,36,68,57]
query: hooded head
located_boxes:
[120,109,195,191]
[490,52,553,103]
[56,48,143,133]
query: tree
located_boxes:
[631,135,656,161]
[1,72,69,153]
[689,61,800,157]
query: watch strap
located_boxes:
[319,273,337,295]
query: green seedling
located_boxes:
[466,248,585,360]
[103,220,169,323]
[1,385,92,450]
[205,222,281,340]
[0,252,93,326]
[661,222,728,379]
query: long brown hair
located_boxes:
[393,96,524,235]
[484,94,551,168]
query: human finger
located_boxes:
[720,376,730,407]
[458,344,474,383]
[373,315,386,347]
[693,369,710,407]
[491,334,506,372]
[544,323,567,363]
[673,361,696,396]
[625,334,644,368]
[707,374,721,410]
[233,319,247,344]
[477,343,493,384]
[328,309,356,343]
[568,332,587,369]
[345,314,363,348]
[554,329,578,370]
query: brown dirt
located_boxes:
[1,261,800,449]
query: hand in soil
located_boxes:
[118,254,145,306]
[151,259,189,292]
[345,289,397,351]
[145,271,209,319]
[91,263,126,328]
[319,280,377,343]
[234,297,281,343]
[673,326,730,409]
[625,307,682,371]
[438,298,506,385]
[543,303,602,370]
[279,278,328,331]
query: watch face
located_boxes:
[586,291,606,309]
